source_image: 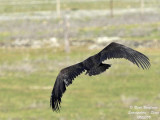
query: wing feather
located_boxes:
[50,62,85,111]
[50,42,151,112]
[99,42,150,69]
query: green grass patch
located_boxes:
[0,47,159,119]
[0,0,158,13]
[78,22,160,41]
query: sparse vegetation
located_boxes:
[0,47,159,120]
[0,0,155,13]
[0,0,160,119]
[0,13,160,46]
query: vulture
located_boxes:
[50,42,150,111]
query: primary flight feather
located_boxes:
[50,42,150,111]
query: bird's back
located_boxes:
[82,53,101,70]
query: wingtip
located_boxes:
[138,62,151,70]
[50,98,61,112]
[51,106,61,112]
[50,87,63,112]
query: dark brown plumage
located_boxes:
[50,42,150,111]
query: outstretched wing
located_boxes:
[99,42,150,69]
[50,62,85,111]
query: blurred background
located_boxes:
[0,0,160,120]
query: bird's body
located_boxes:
[50,42,150,111]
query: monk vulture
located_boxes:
[50,42,150,111]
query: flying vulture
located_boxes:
[50,42,150,111]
